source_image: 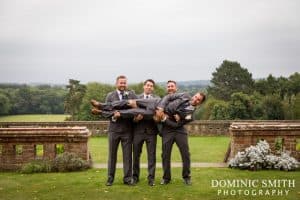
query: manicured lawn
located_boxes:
[0,114,69,122]
[0,168,299,200]
[89,136,230,163]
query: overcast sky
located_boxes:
[0,0,299,84]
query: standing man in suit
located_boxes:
[132,79,159,186]
[160,80,205,186]
[105,75,137,186]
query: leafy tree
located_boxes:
[288,72,300,96]
[64,79,86,120]
[210,101,229,120]
[76,82,114,121]
[0,93,11,115]
[228,92,253,119]
[194,96,223,120]
[261,95,284,120]
[293,93,300,119]
[284,93,300,119]
[14,86,33,114]
[208,60,254,100]
[249,92,264,119]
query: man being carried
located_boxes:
[91,92,206,122]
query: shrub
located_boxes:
[20,153,91,173]
[229,140,299,171]
[20,159,52,174]
[51,152,91,172]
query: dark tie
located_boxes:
[120,91,127,100]
[146,95,149,99]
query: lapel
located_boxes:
[113,90,121,101]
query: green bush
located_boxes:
[20,152,90,173]
[20,159,52,174]
[51,152,91,172]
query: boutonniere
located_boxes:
[124,91,129,97]
[185,114,192,120]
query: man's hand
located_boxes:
[133,114,143,122]
[127,100,137,108]
[113,111,121,119]
[174,114,180,122]
[154,110,168,122]
[155,108,164,117]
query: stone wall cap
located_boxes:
[0,126,91,137]
[230,122,300,130]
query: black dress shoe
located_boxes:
[160,179,170,185]
[106,177,114,186]
[148,180,155,186]
[183,178,192,185]
[106,180,113,186]
[132,178,139,185]
[124,180,135,186]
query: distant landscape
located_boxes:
[0,61,299,121]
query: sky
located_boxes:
[0,0,299,84]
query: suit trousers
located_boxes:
[133,133,157,181]
[107,131,133,183]
[161,132,191,181]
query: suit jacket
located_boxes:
[160,93,194,135]
[158,92,195,120]
[133,94,159,135]
[106,90,137,133]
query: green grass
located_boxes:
[0,114,69,122]
[0,168,299,200]
[89,136,230,163]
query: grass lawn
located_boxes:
[89,136,230,163]
[0,168,299,200]
[0,114,69,122]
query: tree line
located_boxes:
[0,60,299,120]
[0,84,67,115]
[196,60,300,120]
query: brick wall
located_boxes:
[0,127,91,170]
[229,122,300,161]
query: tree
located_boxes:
[76,82,114,121]
[228,92,253,119]
[288,72,300,96]
[210,102,229,120]
[261,95,284,120]
[0,93,11,115]
[14,86,32,114]
[194,96,223,120]
[208,60,254,101]
[64,79,86,120]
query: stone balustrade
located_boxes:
[0,126,91,170]
[2,120,298,136]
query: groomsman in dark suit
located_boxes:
[105,75,137,186]
[159,80,205,186]
[132,79,160,186]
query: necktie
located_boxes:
[120,91,127,100]
[146,95,149,99]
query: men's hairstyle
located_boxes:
[116,75,127,82]
[167,80,177,85]
[144,79,155,86]
[199,92,206,103]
